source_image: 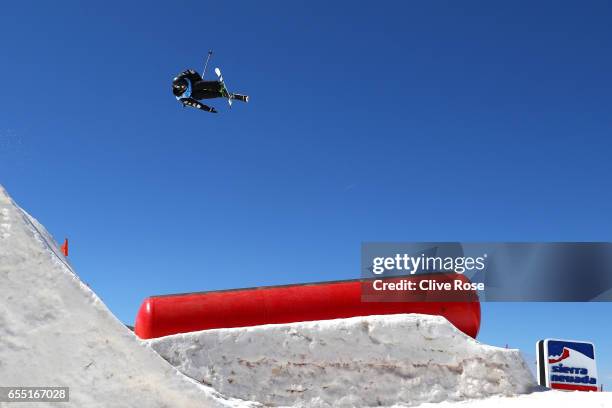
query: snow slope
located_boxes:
[0,186,254,408]
[147,314,536,407]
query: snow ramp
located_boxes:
[0,185,254,408]
[147,314,536,407]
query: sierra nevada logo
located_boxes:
[537,339,599,392]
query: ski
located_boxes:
[214,67,232,107]
[180,98,217,113]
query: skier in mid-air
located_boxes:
[172,51,248,113]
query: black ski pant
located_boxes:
[191,80,223,99]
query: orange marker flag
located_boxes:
[61,238,68,257]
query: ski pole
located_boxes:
[202,50,213,79]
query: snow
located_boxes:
[0,185,254,408]
[147,314,536,407]
[1,183,610,408]
[415,390,611,407]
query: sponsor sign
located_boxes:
[537,339,599,391]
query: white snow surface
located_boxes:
[0,186,254,408]
[415,390,611,408]
[1,183,610,408]
[148,314,536,407]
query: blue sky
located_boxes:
[1,1,611,385]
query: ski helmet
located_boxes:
[172,77,188,97]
